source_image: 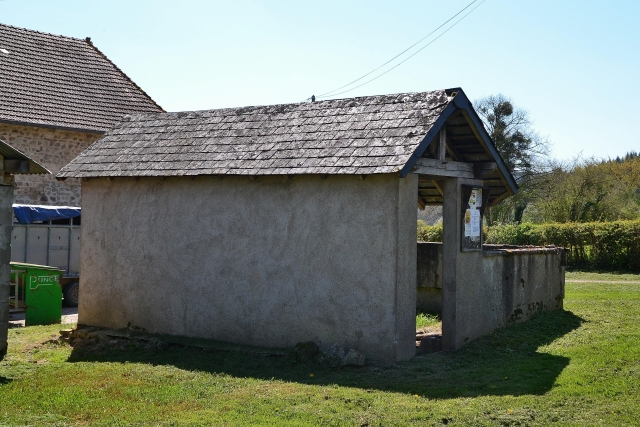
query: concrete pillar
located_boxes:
[441,177,482,351]
[441,178,462,351]
[0,184,13,361]
[394,174,418,361]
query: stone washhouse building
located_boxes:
[58,88,566,362]
[0,23,163,206]
[0,139,49,360]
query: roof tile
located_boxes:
[0,23,163,132]
[58,90,453,178]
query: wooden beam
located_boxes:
[445,141,462,162]
[489,191,511,206]
[432,180,444,196]
[438,126,447,162]
[473,162,498,179]
[3,159,29,173]
[417,196,426,211]
[411,158,500,180]
[411,158,475,179]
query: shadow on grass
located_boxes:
[68,309,583,399]
[0,376,12,385]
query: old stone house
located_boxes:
[0,23,163,206]
[58,88,565,362]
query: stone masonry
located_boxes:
[0,123,100,206]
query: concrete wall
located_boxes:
[417,242,564,336]
[447,246,565,349]
[79,173,418,362]
[0,184,14,361]
[0,123,100,206]
[416,242,442,313]
[440,177,565,350]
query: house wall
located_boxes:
[0,123,100,206]
[79,174,418,362]
[0,183,14,361]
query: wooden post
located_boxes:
[439,126,447,162]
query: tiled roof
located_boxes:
[58,90,453,178]
[0,23,163,132]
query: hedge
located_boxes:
[418,220,640,271]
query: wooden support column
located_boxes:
[441,177,462,351]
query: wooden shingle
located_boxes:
[58,90,453,178]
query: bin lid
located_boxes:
[10,261,63,272]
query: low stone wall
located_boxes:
[417,242,565,328]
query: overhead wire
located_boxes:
[313,0,487,101]
[316,0,480,99]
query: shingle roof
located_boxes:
[58,90,455,178]
[0,23,163,132]
[0,138,49,174]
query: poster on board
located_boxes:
[462,187,483,251]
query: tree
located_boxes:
[525,157,640,223]
[475,94,548,179]
[474,94,549,224]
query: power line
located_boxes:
[316,0,480,99]
[314,0,487,101]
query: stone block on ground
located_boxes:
[341,348,365,366]
[318,343,344,368]
[292,341,320,363]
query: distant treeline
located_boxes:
[417,220,640,272]
[487,154,640,225]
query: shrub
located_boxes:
[417,222,442,243]
[485,220,640,271]
[417,219,640,271]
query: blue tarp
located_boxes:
[13,204,81,224]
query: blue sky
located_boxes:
[2,0,639,160]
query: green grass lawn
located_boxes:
[1,272,639,426]
[566,270,640,282]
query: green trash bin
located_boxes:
[10,262,63,326]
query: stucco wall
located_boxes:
[425,237,565,349]
[0,184,14,361]
[79,174,418,362]
[0,123,100,206]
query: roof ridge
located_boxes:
[122,89,445,119]
[0,22,86,43]
[84,39,165,113]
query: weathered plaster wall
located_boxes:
[416,242,564,334]
[448,247,565,349]
[440,177,565,350]
[79,174,418,362]
[0,184,14,361]
[0,123,100,206]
